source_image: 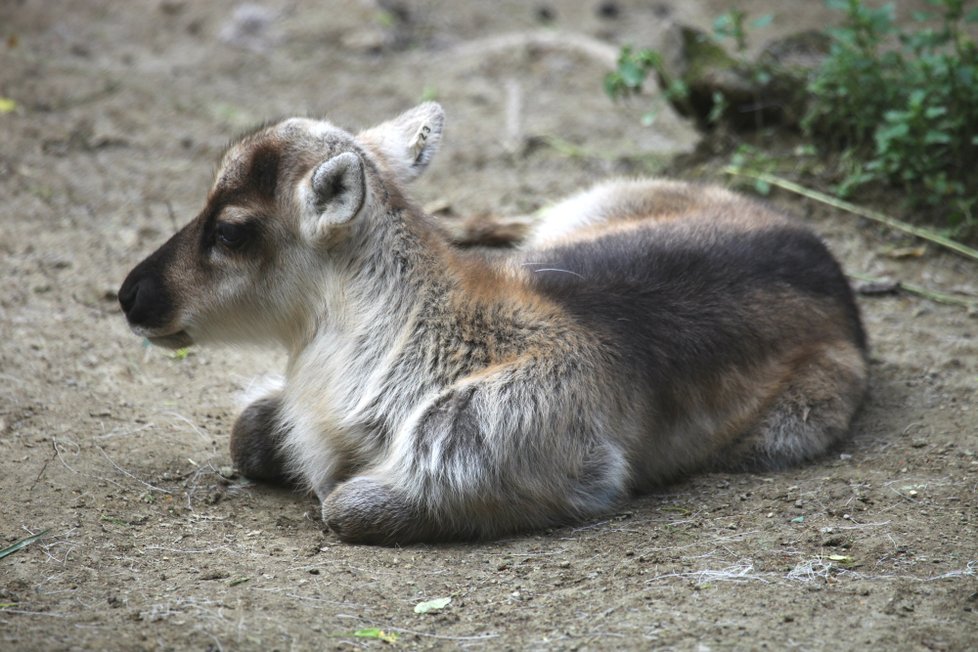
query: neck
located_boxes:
[280,203,479,453]
[286,201,461,368]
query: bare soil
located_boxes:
[1,1,975,650]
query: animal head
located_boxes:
[118,102,445,349]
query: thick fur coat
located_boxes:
[120,103,867,544]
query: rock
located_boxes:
[218,4,279,52]
[656,25,830,130]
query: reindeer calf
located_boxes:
[120,103,867,544]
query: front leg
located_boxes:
[322,364,629,545]
[229,394,293,485]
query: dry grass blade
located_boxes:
[0,529,51,560]
[722,167,978,263]
[848,272,978,309]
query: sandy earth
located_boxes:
[1,1,976,650]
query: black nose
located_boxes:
[119,241,179,329]
[118,268,176,329]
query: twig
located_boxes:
[162,410,210,442]
[0,608,70,618]
[29,443,58,492]
[96,445,172,494]
[165,200,178,233]
[444,30,620,68]
[722,167,978,263]
[926,560,977,581]
[51,436,126,491]
[646,561,767,584]
[849,271,978,309]
[387,627,499,642]
[503,78,523,154]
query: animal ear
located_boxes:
[357,102,445,184]
[305,152,366,237]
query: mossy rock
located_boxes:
[659,26,829,131]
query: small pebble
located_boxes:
[597,2,620,19]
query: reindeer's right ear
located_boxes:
[356,102,445,184]
[303,151,366,240]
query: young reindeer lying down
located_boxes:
[119,103,868,545]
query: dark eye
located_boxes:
[215,222,248,249]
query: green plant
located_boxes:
[712,10,773,52]
[604,12,773,128]
[605,47,692,105]
[728,145,778,195]
[603,12,774,98]
[804,0,978,236]
[604,46,691,125]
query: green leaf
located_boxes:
[618,59,646,88]
[965,7,978,23]
[170,347,191,360]
[636,49,661,67]
[374,11,396,28]
[0,530,50,560]
[355,628,399,643]
[790,515,805,523]
[713,13,734,36]
[751,14,774,29]
[882,110,908,123]
[666,79,689,101]
[603,73,623,99]
[0,97,16,114]
[924,130,951,145]
[414,597,451,614]
[908,88,927,108]
[876,122,910,144]
[706,91,728,124]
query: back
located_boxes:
[522,214,866,429]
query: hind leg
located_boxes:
[722,341,868,471]
[321,476,439,545]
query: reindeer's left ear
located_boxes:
[302,152,366,241]
[357,102,445,184]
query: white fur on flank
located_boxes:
[523,184,624,248]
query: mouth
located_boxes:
[146,330,195,349]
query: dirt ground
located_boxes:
[1,1,976,650]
